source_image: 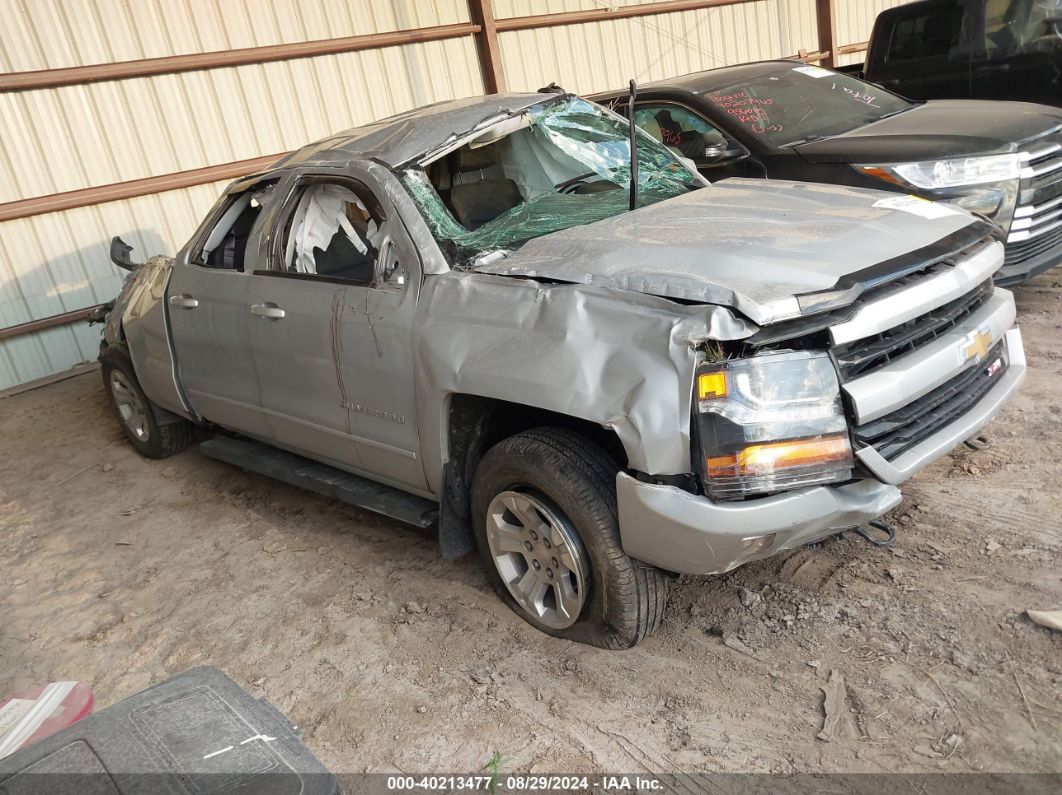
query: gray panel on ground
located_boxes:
[0,666,337,795]
[199,436,438,528]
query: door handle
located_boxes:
[250,303,286,319]
[169,294,199,309]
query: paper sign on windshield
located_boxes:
[873,195,961,220]
[793,65,832,78]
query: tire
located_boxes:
[470,427,668,648]
[100,344,193,459]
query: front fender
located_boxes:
[105,255,194,420]
[414,272,754,494]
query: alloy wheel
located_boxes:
[109,370,150,442]
[485,490,587,629]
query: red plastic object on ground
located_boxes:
[0,682,94,759]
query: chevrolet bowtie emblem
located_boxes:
[959,327,993,365]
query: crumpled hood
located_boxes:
[473,179,983,325]
[795,100,1062,163]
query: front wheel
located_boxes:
[100,344,192,459]
[471,427,668,648]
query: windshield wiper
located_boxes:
[783,103,914,147]
[782,133,833,147]
[877,107,912,121]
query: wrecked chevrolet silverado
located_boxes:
[99,92,1025,648]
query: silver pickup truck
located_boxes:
[99,92,1025,648]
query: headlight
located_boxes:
[949,187,1006,215]
[856,155,1021,232]
[857,154,1020,190]
[694,351,853,500]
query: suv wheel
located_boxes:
[471,427,668,648]
[100,344,193,459]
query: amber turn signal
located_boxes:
[697,371,728,400]
[857,166,903,186]
[707,434,852,479]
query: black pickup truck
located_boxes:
[848,0,1060,106]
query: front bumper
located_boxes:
[617,475,901,576]
[995,242,1062,286]
[617,326,1026,577]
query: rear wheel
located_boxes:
[100,344,192,459]
[471,427,668,648]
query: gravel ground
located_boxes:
[1,274,1060,776]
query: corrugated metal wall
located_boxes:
[494,0,821,93]
[0,180,232,389]
[0,0,901,389]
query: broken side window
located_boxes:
[281,182,382,283]
[195,180,278,272]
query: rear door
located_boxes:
[246,169,428,492]
[870,0,973,98]
[167,177,281,438]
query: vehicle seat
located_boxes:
[448,144,523,230]
[209,204,260,271]
[313,226,375,282]
[450,180,523,229]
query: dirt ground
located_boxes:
[1,276,1060,777]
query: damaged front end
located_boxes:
[619,230,1023,576]
[97,238,190,420]
[85,238,143,330]
[395,91,1022,510]
[405,99,1020,579]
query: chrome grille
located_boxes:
[1006,224,1062,267]
[832,279,993,380]
[828,236,1010,465]
[1009,131,1062,264]
[853,342,1007,460]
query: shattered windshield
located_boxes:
[702,64,913,147]
[400,96,700,260]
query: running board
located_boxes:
[199,436,438,528]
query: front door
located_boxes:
[167,178,280,438]
[247,172,427,492]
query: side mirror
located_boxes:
[704,142,729,160]
[110,236,142,272]
[703,141,748,164]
